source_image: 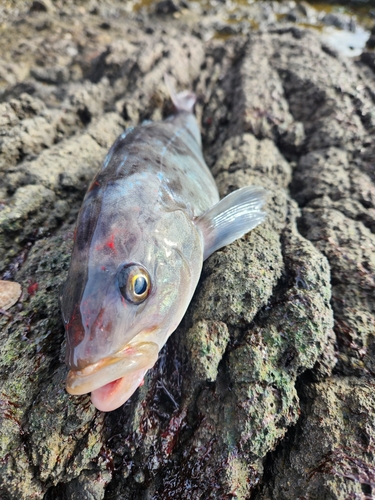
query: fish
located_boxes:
[61,76,267,412]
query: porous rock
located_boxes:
[0,3,373,500]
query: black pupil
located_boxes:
[134,276,147,295]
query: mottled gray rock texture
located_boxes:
[0,2,374,499]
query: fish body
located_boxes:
[61,79,267,411]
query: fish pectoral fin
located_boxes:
[195,186,268,260]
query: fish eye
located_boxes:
[118,264,151,304]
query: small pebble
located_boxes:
[0,280,22,310]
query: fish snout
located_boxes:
[65,341,159,396]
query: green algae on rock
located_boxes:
[255,377,375,500]
[0,1,374,499]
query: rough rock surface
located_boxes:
[0,2,374,499]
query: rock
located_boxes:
[0,2,374,500]
[361,51,375,72]
[30,65,70,84]
[0,184,57,265]
[154,0,180,15]
[322,12,356,32]
[254,377,375,499]
[29,0,55,13]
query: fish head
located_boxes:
[61,181,203,411]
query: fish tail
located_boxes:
[164,73,196,113]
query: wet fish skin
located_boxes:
[61,79,267,411]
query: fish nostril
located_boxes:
[91,309,113,339]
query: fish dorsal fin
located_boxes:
[164,73,196,113]
[195,186,267,260]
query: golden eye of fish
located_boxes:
[118,264,151,304]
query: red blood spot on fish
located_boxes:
[96,233,117,253]
[87,179,101,192]
[27,282,38,296]
[101,266,106,271]
[106,233,116,251]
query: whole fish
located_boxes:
[61,77,267,412]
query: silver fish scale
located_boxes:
[100,111,219,216]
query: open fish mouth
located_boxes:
[66,341,159,396]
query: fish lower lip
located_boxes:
[66,341,159,395]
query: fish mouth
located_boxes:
[66,341,159,396]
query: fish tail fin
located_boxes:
[164,73,196,113]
